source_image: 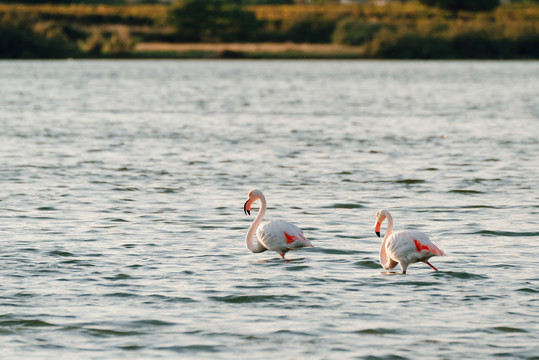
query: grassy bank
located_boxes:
[1,2,538,59]
[133,42,366,59]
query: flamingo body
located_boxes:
[257,220,311,257]
[244,189,312,259]
[381,230,445,273]
[375,210,445,274]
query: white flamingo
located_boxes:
[375,209,445,274]
[244,189,313,259]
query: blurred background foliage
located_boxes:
[0,0,538,58]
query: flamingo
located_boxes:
[243,189,313,259]
[374,209,445,274]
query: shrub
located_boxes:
[168,0,259,42]
[281,14,335,43]
[78,28,135,56]
[257,14,335,43]
[332,18,383,45]
[451,31,512,58]
[418,0,501,14]
[515,33,539,58]
[0,24,79,58]
[78,29,104,55]
[102,31,135,55]
[367,28,454,58]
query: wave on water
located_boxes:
[322,203,364,209]
[471,230,539,237]
[448,189,483,194]
[249,257,307,265]
[143,295,196,303]
[119,345,145,350]
[155,345,221,353]
[84,328,146,337]
[461,205,503,209]
[355,260,381,269]
[489,326,528,333]
[104,292,140,298]
[103,273,135,281]
[272,329,316,337]
[395,179,425,184]
[37,206,57,211]
[284,265,310,271]
[314,248,368,255]
[353,328,402,335]
[128,320,176,327]
[0,319,56,327]
[210,294,300,304]
[516,287,539,293]
[385,281,440,287]
[48,250,74,257]
[434,271,488,280]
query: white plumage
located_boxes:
[244,189,312,259]
[375,209,445,274]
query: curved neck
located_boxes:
[379,212,394,269]
[246,194,267,253]
[383,213,393,242]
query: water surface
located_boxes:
[0,60,538,359]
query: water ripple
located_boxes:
[155,345,221,353]
[472,230,539,237]
[1,60,538,359]
[210,294,300,303]
[434,271,488,280]
[354,328,402,335]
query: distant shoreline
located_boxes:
[133,42,366,59]
[1,3,538,60]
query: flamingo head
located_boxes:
[375,209,389,238]
[244,189,263,216]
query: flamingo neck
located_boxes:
[383,213,393,242]
[246,194,267,253]
[379,213,394,269]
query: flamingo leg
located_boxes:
[425,261,438,271]
[280,254,285,260]
[399,262,408,274]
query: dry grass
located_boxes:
[135,42,364,55]
[0,3,167,21]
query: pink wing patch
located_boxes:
[284,232,298,244]
[414,239,438,255]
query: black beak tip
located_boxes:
[375,231,380,238]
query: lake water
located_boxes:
[0,60,538,359]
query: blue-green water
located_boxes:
[0,60,538,359]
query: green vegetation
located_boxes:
[0,1,538,59]
[418,0,500,15]
[168,0,258,42]
[0,25,79,58]
[0,3,161,57]
[332,19,383,46]
[0,10,81,58]
[339,4,539,59]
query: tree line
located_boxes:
[0,0,538,58]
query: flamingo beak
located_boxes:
[243,199,251,215]
[375,221,381,237]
